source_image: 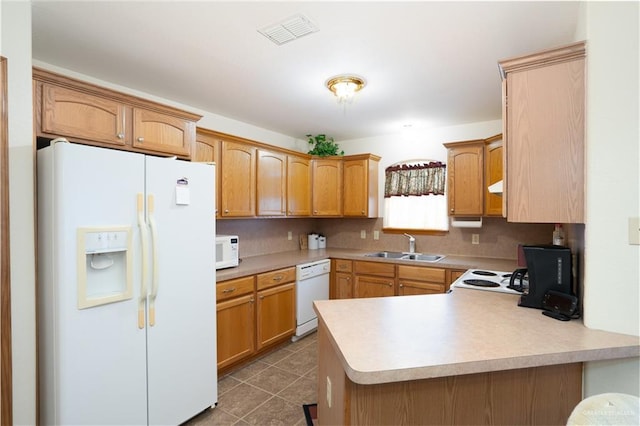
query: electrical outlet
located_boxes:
[472,234,480,245]
[326,376,332,408]
[287,231,292,241]
[373,230,380,240]
[360,230,366,239]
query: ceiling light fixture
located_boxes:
[325,75,366,104]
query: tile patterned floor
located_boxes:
[186,332,317,425]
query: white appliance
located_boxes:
[215,234,239,269]
[293,259,330,341]
[37,141,217,425]
[452,269,524,295]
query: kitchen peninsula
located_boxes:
[314,289,640,425]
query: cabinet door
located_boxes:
[257,149,286,216]
[312,158,343,216]
[216,294,255,369]
[41,84,128,146]
[447,143,484,216]
[132,108,194,158]
[287,155,311,216]
[220,141,256,217]
[398,281,444,296]
[484,136,503,216]
[505,57,585,223]
[354,276,395,298]
[343,159,368,217]
[334,272,353,299]
[256,283,295,350]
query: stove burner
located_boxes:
[463,279,500,288]
[472,270,498,277]
[501,273,512,279]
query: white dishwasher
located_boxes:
[293,259,331,341]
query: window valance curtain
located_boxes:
[384,162,446,197]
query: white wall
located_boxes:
[0,1,36,424]
[582,1,640,396]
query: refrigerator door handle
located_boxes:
[137,193,148,329]
[148,194,159,327]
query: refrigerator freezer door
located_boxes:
[37,143,148,425]
[144,156,217,424]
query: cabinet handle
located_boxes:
[388,282,393,287]
[222,287,236,293]
[137,137,144,143]
[272,275,283,282]
[399,283,404,288]
[314,210,318,214]
[450,208,455,213]
[250,298,254,303]
[361,210,365,215]
[260,295,264,300]
[224,209,229,213]
[117,133,125,139]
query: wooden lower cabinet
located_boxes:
[398,265,446,295]
[331,259,353,299]
[354,276,395,298]
[256,282,296,350]
[216,294,255,370]
[217,268,296,372]
[216,275,256,370]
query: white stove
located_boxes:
[452,269,526,295]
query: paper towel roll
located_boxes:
[450,217,483,228]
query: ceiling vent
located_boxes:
[258,14,319,45]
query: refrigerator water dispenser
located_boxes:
[77,226,133,309]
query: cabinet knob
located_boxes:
[224,209,229,213]
[388,282,393,287]
[399,283,404,288]
[361,210,365,215]
[450,208,455,213]
[117,133,125,139]
[259,295,264,300]
[250,298,254,303]
[137,137,144,143]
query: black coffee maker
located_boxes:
[510,245,573,309]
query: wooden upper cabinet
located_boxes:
[194,129,220,216]
[40,84,128,147]
[312,158,343,216]
[444,140,484,216]
[343,154,380,218]
[287,154,311,216]
[499,41,585,223]
[33,68,200,159]
[484,134,503,216]
[132,108,194,158]
[256,149,287,216]
[220,140,256,217]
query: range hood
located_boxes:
[488,180,503,195]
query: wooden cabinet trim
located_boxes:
[498,41,586,77]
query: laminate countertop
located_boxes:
[216,248,520,282]
[313,288,640,385]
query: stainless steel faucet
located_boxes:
[403,233,416,253]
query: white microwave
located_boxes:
[216,235,239,270]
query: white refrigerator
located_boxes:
[37,141,217,425]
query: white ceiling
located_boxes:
[31,1,581,141]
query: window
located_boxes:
[383,161,448,232]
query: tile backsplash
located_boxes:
[217,217,554,260]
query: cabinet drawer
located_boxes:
[354,261,395,278]
[256,267,296,290]
[334,259,353,273]
[217,276,255,302]
[397,265,445,283]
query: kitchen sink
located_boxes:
[363,251,406,259]
[363,252,445,263]
[400,253,445,263]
